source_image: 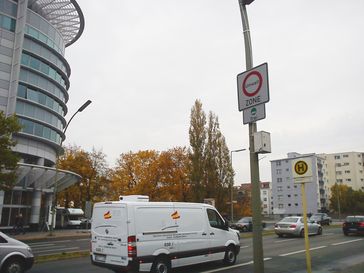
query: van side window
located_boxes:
[207,209,224,229]
[0,235,7,243]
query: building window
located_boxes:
[345,170,350,174]
[286,168,289,172]
[288,204,291,207]
[346,179,351,182]
[287,195,291,198]
[0,14,16,32]
[277,178,282,183]
[277,169,282,175]
[277,186,283,192]
[276,161,281,166]
[295,203,298,206]
[287,186,290,189]
[335,155,341,159]
[343,154,349,158]
[278,204,284,209]
[263,198,267,201]
[343,162,349,166]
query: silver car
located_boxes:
[274,216,322,238]
[0,232,34,273]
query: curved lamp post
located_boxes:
[230,148,246,222]
[49,100,92,236]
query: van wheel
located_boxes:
[151,257,170,273]
[3,257,25,273]
[223,246,237,265]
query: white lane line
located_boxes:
[279,246,327,257]
[32,245,65,251]
[240,245,249,249]
[76,238,90,241]
[322,233,334,236]
[34,247,79,254]
[28,243,56,247]
[331,238,363,246]
[200,258,272,273]
[274,238,297,243]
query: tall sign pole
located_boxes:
[238,1,265,272]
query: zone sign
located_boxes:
[237,63,269,111]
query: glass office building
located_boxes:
[0,0,84,230]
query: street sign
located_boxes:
[237,63,269,111]
[292,157,313,183]
[243,104,266,124]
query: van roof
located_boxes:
[95,201,215,209]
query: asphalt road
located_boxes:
[29,227,364,273]
[28,237,89,256]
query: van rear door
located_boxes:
[91,203,128,267]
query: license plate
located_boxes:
[95,254,106,262]
[349,228,357,231]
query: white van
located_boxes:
[90,195,240,273]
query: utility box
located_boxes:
[254,131,271,154]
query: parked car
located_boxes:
[309,213,332,226]
[342,215,364,236]
[0,232,34,273]
[230,217,266,232]
[274,216,322,238]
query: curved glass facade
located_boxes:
[0,0,84,230]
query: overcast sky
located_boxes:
[63,0,364,185]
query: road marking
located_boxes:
[322,233,334,236]
[274,238,297,243]
[34,247,79,254]
[28,243,56,247]
[331,238,363,246]
[240,245,249,249]
[279,246,327,257]
[28,240,71,245]
[76,238,90,241]
[32,245,66,250]
[200,258,272,273]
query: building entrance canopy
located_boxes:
[16,163,81,192]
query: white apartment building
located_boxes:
[271,153,329,216]
[319,152,364,194]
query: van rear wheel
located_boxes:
[223,246,237,265]
[151,257,171,273]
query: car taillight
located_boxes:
[359,222,364,227]
[128,236,137,258]
[289,224,297,228]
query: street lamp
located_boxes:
[230,148,246,222]
[334,163,342,221]
[49,100,92,236]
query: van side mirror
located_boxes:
[224,220,229,230]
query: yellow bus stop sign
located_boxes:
[292,157,313,183]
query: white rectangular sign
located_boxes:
[243,104,266,124]
[292,157,313,183]
[237,63,269,111]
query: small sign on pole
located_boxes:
[243,104,266,124]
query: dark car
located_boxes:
[309,213,332,226]
[230,217,266,232]
[342,216,364,236]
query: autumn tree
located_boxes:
[330,184,364,214]
[111,148,191,201]
[189,100,206,202]
[188,100,233,212]
[57,146,109,209]
[0,112,21,191]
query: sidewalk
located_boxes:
[9,229,90,242]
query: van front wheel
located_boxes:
[223,246,237,265]
[151,257,171,273]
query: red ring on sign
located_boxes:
[242,71,263,97]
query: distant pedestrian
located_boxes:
[14,213,25,234]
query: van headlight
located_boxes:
[27,247,33,254]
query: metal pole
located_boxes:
[48,100,92,236]
[335,163,341,221]
[301,183,312,273]
[238,1,264,272]
[230,149,246,222]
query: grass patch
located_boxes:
[35,251,89,264]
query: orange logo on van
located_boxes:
[104,211,112,219]
[171,211,180,220]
